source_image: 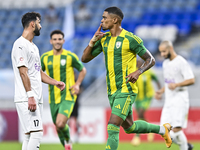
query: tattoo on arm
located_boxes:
[139,50,155,73]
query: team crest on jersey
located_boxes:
[61,59,66,66]
[116,41,121,48]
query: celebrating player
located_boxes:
[81,7,172,150]
[156,41,195,150]
[11,12,65,150]
[41,30,86,150]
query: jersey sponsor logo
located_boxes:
[20,57,24,61]
[115,104,121,109]
[106,145,111,149]
[34,63,41,71]
[48,61,52,65]
[61,59,66,66]
[116,41,121,48]
[165,78,175,83]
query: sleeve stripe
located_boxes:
[133,35,142,44]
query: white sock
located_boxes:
[170,130,178,144]
[171,130,187,150]
[159,125,165,135]
[27,132,43,150]
[22,134,30,150]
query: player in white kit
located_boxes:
[11,12,65,150]
[155,41,195,150]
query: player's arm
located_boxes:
[70,67,87,95]
[168,78,195,90]
[40,70,65,91]
[18,66,36,112]
[126,50,155,83]
[168,60,195,90]
[138,50,155,75]
[155,87,165,100]
[151,72,161,89]
[82,24,105,63]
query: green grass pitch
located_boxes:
[0,141,199,150]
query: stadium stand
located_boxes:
[0,0,200,87]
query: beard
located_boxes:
[166,53,171,59]
[34,25,40,36]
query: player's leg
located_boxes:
[27,103,43,150]
[122,96,172,148]
[22,133,30,150]
[27,130,43,150]
[131,97,153,145]
[56,113,70,142]
[166,105,189,150]
[106,113,123,150]
[16,102,43,150]
[122,96,160,134]
[105,93,126,150]
[50,103,66,146]
[56,100,75,147]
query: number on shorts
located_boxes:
[33,119,39,127]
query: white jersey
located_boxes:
[163,55,194,107]
[11,36,43,103]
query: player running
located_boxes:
[81,6,172,150]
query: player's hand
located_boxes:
[155,90,163,100]
[69,84,80,95]
[28,97,36,112]
[56,81,65,91]
[125,70,141,84]
[92,24,106,42]
[168,83,177,90]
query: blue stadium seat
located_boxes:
[176,22,191,35]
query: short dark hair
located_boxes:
[104,7,124,20]
[50,30,65,38]
[21,12,41,29]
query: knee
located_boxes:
[108,121,120,127]
[124,123,135,134]
[56,121,66,130]
[30,131,43,140]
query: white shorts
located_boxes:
[160,105,189,128]
[16,102,43,133]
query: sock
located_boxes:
[22,134,30,150]
[125,120,160,134]
[105,124,120,150]
[159,125,166,135]
[171,130,187,150]
[61,124,70,143]
[134,118,144,137]
[27,132,43,150]
[170,130,178,144]
[57,130,65,146]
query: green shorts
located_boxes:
[50,100,75,124]
[108,91,137,121]
[135,97,153,111]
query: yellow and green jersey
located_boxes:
[91,29,147,96]
[136,69,158,100]
[41,49,84,104]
